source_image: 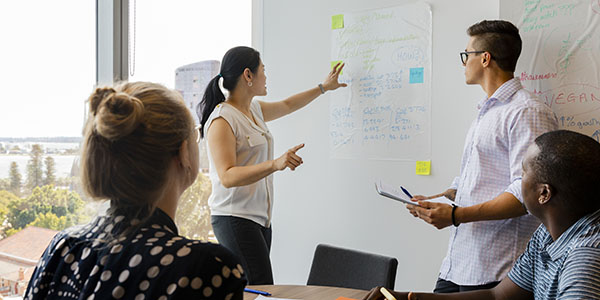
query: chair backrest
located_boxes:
[306,244,398,290]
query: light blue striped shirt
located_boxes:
[439,78,558,285]
[508,209,600,299]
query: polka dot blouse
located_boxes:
[24,208,247,299]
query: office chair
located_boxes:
[306,244,398,290]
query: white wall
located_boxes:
[259,0,499,291]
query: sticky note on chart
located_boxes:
[332,14,344,29]
[416,160,431,175]
[409,67,424,84]
[331,61,343,75]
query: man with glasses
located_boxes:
[406,20,558,292]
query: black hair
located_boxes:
[532,130,600,213]
[467,20,522,72]
[197,46,261,138]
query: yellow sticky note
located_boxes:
[331,61,343,75]
[332,14,344,29]
[416,161,431,175]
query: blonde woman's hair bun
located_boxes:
[89,87,116,115]
[92,89,145,141]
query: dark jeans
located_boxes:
[434,278,500,293]
[211,215,273,285]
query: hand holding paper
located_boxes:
[411,194,455,206]
[406,200,456,229]
[375,180,418,206]
[375,180,456,207]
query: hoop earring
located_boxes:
[248,82,253,87]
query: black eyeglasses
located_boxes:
[460,51,486,64]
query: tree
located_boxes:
[44,156,56,186]
[9,161,22,196]
[7,185,85,231]
[26,144,44,190]
[29,212,67,231]
[0,178,9,191]
[0,190,20,238]
[174,173,213,240]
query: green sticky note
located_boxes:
[416,160,431,175]
[331,61,343,75]
[332,14,344,29]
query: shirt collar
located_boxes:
[546,208,600,261]
[477,77,522,109]
[150,208,179,235]
[222,101,268,134]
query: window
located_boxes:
[0,1,95,297]
[0,2,252,296]
[126,0,252,242]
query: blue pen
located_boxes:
[400,186,414,199]
[244,288,272,296]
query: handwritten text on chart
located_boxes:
[330,3,431,158]
[521,0,577,33]
[358,71,403,100]
[330,105,427,146]
[392,46,426,65]
[520,71,557,81]
[556,31,592,75]
[558,116,600,130]
[533,84,600,131]
[541,91,600,107]
[538,84,600,108]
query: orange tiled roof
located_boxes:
[0,226,58,261]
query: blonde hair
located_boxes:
[81,81,193,219]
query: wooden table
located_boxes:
[243,285,369,300]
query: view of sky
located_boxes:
[0,0,251,138]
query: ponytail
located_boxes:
[197,46,261,138]
[198,75,225,138]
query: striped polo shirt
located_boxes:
[508,209,600,299]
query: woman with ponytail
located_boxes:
[25,82,246,300]
[199,46,346,284]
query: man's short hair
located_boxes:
[532,130,600,213]
[467,20,522,73]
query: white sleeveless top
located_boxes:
[204,101,274,227]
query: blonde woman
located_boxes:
[25,82,246,299]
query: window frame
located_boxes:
[96,0,263,86]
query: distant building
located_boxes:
[175,60,220,171]
[0,226,58,298]
[175,60,220,124]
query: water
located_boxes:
[0,141,80,179]
[0,155,78,178]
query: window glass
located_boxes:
[0,1,95,296]
[127,0,252,242]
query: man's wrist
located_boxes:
[451,205,460,227]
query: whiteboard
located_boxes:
[330,3,432,160]
[501,0,600,141]
[260,0,499,291]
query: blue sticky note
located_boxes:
[409,67,424,84]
